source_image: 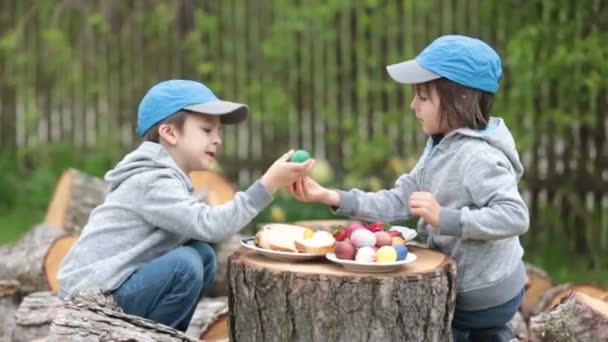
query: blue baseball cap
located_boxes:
[386,35,502,94]
[137,79,248,136]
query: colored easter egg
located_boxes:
[394,245,409,261]
[376,246,398,262]
[355,246,376,262]
[290,150,311,163]
[351,229,377,248]
[391,236,406,245]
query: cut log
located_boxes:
[528,291,608,341]
[522,262,554,318]
[49,289,199,341]
[0,224,71,294]
[44,169,108,234]
[535,283,608,314]
[43,235,78,293]
[10,291,63,342]
[0,280,21,340]
[228,246,457,342]
[185,296,229,340]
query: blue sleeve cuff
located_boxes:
[330,190,358,216]
[245,181,274,212]
[439,207,462,237]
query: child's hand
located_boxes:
[261,150,315,194]
[408,192,441,228]
[287,177,339,206]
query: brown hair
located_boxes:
[415,78,494,130]
[143,111,189,143]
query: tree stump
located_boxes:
[49,289,199,342]
[228,246,457,342]
[528,291,608,341]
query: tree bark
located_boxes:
[48,289,199,342]
[534,283,608,315]
[10,291,62,342]
[0,224,67,294]
[0,280,21,340]
[228,246,457,342]
[528,291,608,341]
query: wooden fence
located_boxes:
[0,0,606,263]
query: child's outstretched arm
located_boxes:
[288,168,420,223]
[138,150,314,243]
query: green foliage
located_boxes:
[0,1,606,284]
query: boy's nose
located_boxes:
[410,97,416,111]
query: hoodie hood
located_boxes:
[105,142,193,192]
[450,117,524,178]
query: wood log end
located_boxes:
[43,169,75,230]
[43,235,78,293]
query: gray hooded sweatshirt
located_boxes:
[58,142,273,299]
[334,117,529,311]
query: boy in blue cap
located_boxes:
[58,80,314,331]
[288,35,528,341]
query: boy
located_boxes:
[58,79,313,331]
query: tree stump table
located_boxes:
[228,246,456,342]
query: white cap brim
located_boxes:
[184,100,248,124]
[386,59,441,84]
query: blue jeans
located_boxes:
[452,288,524,342]
[112,240,217,331]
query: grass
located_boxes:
[0,207,45,245]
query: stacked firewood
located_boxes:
[0,169,237,341]
[0,169,606,341]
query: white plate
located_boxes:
[240,237,325,261]
[389,225,418,241]
[326,252,417,273]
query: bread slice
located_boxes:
[255,224,308,252]
[294,231,335,255]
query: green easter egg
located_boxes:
[290,150,311,163]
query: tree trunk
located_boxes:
[10,291,62,342]
[228,246,457,342]
[48,289,198,342]
[0,224,69,294]
[528,291,608,341]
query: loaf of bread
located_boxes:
[255,224,308,252]
[294,230,335,255]
[255,224,335,254]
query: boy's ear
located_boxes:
[158,123,178,145]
